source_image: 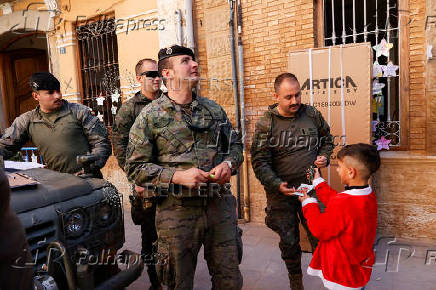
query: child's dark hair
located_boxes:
[337,143,381,178]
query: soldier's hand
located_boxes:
[208,162,231,184]
[314,155,327,168]
[172,168,210,189]
[279,182,296,196]
[135,185,145,197]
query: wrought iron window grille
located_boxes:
[77,18,121,127]
[323,0,401,146]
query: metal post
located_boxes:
[341,0,346,44]
[331,0,336,45]
[352,0,356,43]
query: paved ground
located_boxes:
[121,202,436,290]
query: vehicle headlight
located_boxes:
[96,202,114,227]
[64,208,88,238]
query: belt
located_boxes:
[163,196,209,207]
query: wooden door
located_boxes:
[0,49,48,126]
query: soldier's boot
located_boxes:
[147,265,161,290]
[288,273,304,290]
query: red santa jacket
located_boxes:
[302,177,377,290]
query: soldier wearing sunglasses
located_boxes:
[112,58,162,290]
[125,45,243,289]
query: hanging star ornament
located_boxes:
[96,96,105,106]
[375,136,391,151]
[373,38,393,58]
[372,79,385,95]
[382,61,399,77]
[111,92,120,103]
[373,61,383,78]
[97,112,104,122]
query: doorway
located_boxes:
[0,33,49,126]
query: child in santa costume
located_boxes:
[291,143,380,290]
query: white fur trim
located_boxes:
[313,177,325,187]
[307,267,366,290]
[342,187,372,196]
[302,197,318,207]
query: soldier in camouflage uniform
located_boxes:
[251,73,334,289]
[0,72,111,177]
[112,58,161,289]
[125,45,243,290]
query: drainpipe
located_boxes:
[175,9,183,46]
[236,0,249,222]
[185,0,194,50]
[228,0,243,219]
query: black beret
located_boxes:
[29,72,60,91]
[158,45,195,62]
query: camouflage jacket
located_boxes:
[251,103,334,194]
[112,91,160,170]
[0,100,111,174]
[125,92,243,192]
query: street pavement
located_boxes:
[121,201,436,290]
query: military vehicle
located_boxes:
[7,164,143,290]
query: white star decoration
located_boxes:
[111,92,120,103]
[372,79,385,95]
[427,44,433,60]
[96,96,105,106]
[97,112,104,122]
[382,61,399,77]
[373,39,393,58]
[373,61,383,78]
[111,105,117,115]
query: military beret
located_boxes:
[158,45,195,62]
[29,72,60,91]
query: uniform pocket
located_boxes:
[158,128,194,155]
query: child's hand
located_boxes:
[298,189,310,202]
[314,155,328,168]
[313,167,321,181]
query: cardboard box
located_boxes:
[288,43,373,191]
[288,43,373,251]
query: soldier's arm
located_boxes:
[125,112,176,188]
[75,105,112,169]
[315,109,335,164]
[0,114,31,159]
[221,109,243,173]
[250,117,283,193]
[112,103,135,170]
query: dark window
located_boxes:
[76,18,121,127]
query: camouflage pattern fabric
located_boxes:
[112,91,155,170]
[112,91,160,287]
[125,92,243,289]
[251,104,333,281]
[0,100,111,174]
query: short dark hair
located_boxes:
[337,143,381,178]
[274,73,299,93]
[135,58,156,76]
[158,57,172,86]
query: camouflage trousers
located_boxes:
[155,194,243,290]
[129,191,159,287]
[265,191,318,276]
